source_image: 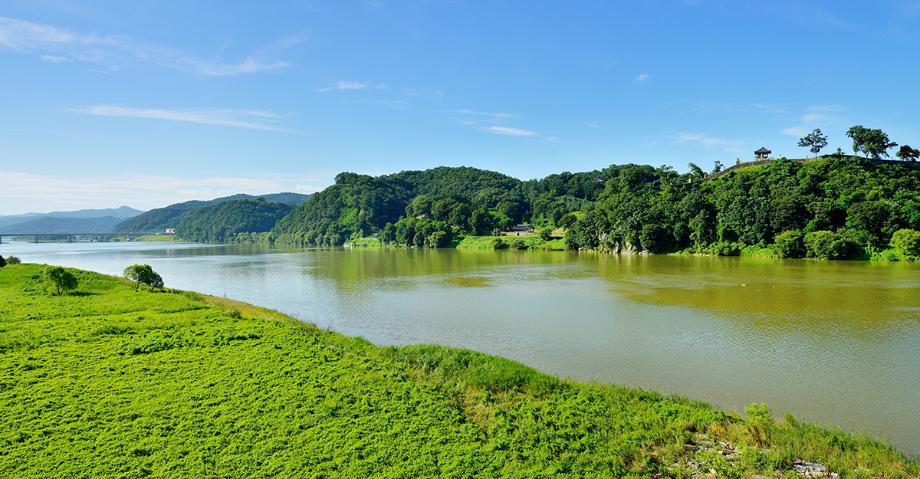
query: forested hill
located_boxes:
[271,157,920,259]
[115,192,310,234]
[175,198,293,243]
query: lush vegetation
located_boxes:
[175,198,293,243]
[566,156,920,259]
[1,263,916,478]
[268,155,919,261]
[115,193,310,234]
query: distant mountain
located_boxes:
[114,193,311,234]
[0,206,143,234]
[2,216,127,234]
[175,198,294,242]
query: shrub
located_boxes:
[804,230,846,259]
[44,266,78,295]
[537,227,553,241]
[709,241,742,256]
[745,402,773,447]
[773,230,805,258]
[889,229,920,260]
[6,256,20,264]
[425,231,449,248]
[490,238,508,250]
[510,239,527,250]
[0,255,5,268]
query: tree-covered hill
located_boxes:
[114,192,310,234]
[175,198,294,243]
[566,156,920,258]
[272,167,529,246]
[269,157,920,259]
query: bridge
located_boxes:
[0,233,128,244]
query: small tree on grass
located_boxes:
[6,256,20,264]
[44,266,78,295]
[0,255,6,268]
[846,125,898,159]
[124,264,164,291]
[797,128,828,158]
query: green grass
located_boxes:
[0,264,916,478]
[132,234,178,242]
[345,236,384,247]
[456,235,567,251]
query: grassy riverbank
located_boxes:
[1,264,916,478]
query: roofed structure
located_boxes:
[755,147,772,160]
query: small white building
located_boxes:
[164,228,175,235]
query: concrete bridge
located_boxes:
[0,233,126,244]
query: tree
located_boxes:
[797,129,828,158]
[124,264,164,291]
[0,255,5,268]
[711,160,724,175]
[44,266,78,295]
[846,125,897,159]
[896,145,919,162]
[6,256,20,264]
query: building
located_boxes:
[755,147,772,160]
[164,228,175,235]
[504,224,534,236]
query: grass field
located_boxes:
[0,263,916,478]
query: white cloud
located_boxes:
[0,171,328,215]
[634,73,651,82]
[40,54,69,63]
[674,132,744,152]
[316,81,386,93]
[781,105,844,137]
[71,105,288,132]
[447,109,515,120]
[586,121,601,129]
[485,125,537,137]
[0,16,294,76]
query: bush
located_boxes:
[773,230,805,258]
[510,239,527,250]
[890,229,920,260]
[425,231,449,248]
[709,241,742,256]
[44,266,78,295]
[490,237,508,250]
[537,227,553,241]
[804,230,847,259]
[6,256,20,264]
[0,255,5,268]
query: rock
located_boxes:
[793,460,829,477]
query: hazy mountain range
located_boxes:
[0,193,311,235]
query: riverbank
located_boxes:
[345,235,567,251]
[0,263,916,477]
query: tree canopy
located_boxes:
[175,198,293,243]
[123,264,164,291]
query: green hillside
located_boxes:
[1,263,916,477]
[115,193,310,234]
[269,157,920,259]
[175,198,293,243]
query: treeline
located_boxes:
[567,156,920,259]
[267,155,920,259]
[175,199,293,243]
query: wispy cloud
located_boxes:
[674,132,744,153]
[0,16,296,76]
[71,105,288,132]
[40,54,70,63]
[485,125,537,137]
[634,73,651,82]
[0,171,328,214]
[586,121,601,129]
[316,80,386,93]
[447,109,515,120]
[781,105,844,137]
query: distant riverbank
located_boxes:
[1,262,916,477]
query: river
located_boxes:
[2,241,918,454]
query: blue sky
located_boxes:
[1,0,919,214]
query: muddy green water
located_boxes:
[3,242,918,453]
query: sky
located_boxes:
[1,0,919,214]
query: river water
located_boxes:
[2,241,918,453]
